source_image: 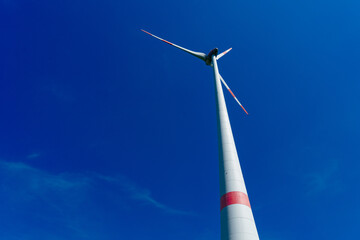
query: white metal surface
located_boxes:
[141,30,260,240]
[219,74,248,115]
[212,55,259,240]
[141,29,207,60]
[217,48,232,60]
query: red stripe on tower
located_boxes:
[220,191,251,210]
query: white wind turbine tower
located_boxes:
[141,29,259,240]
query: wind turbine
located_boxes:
[141,29,259,240]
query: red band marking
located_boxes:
[228,89,236,98]
[141,29,151,35]
[220,191,251,210]
[162,40,173,45]
[240,105,249,115]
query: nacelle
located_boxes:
[205,48,218,65]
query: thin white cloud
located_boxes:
[26,153,41,159]
[0,160,193,215]
[0,160,195,239]
[304,159,340,196]
[0,160,89,193]
[97,175,195,216]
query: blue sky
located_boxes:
[1,0,360,239]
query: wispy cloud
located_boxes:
[26,153,41,159]
[0,160,194,239]
[303,159,340,196]
[98,175,194,216]
[0,160,192,215]
[0,160,89,193]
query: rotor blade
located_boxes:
[219,74,248,115]
[141,29,206,61]
[216,48,232,60]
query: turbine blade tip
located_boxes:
[240,105,249,115]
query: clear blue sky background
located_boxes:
[1,0,360,239]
